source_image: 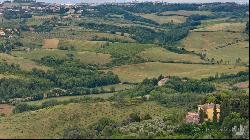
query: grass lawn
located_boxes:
[111,62,248,83]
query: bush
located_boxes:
[41,100,59,108]
[13,103,39,113]
[90,117,116,136]
[63,127,87,139]
[129,112,141,122]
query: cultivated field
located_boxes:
[26,15,59,26]
[59,40,109,52]
[0,101,178,139]
[76,51,111,64]
[195,22,247,32]
[20,29,135,49]
[180,31,247,52]
[160,10,212,17]
[140,14,187,24]
[97,43,157,58]
[42,39,60,49]
[206,41,249,64]
[12,49,112,65]
[138,47,204,63]
[111,62,248,83]
[0,104,13,116]
[0,53,50,71]
[11,49,69,61]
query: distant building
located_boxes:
[186,103,220,124]
[186,112,200,124]
[13,0,36,3]
[158,77,170,86]
[0,30,5,36]
[144,95,151,101]
[198,103,220,122]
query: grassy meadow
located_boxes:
[59,40,109,52]
[97,42,157,59]
[138,47,204,63]
[206,41,249,64]
[111,62,248,83]
[140,14,187,24]
[0,53,50,71]
[180,31,247,52]
[42,39,60,49]
[160,10,213,17]
[195,22,247,32]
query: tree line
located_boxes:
[0,57,120,102]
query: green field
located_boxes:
[0,3,249,139]
[0,101,178,139]
[0,53,49,71]
[180,31,247,52]
[26,93,116,106]
[26,15,59,26]
[97,42,157,59]
[111,62,248,83]
[12,49,69,60]
[76,51,112,64]
[59,40,109,52]
[160,10,213,17]
[206,41,249,64]
[195,22,247,32]
[140,14,187,24]
[20,29,135,49]
[12,49,112,65]
[138,47,204,63]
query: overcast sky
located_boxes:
[1,0,249,4]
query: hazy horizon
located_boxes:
[0,0,249,4]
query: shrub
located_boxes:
[41,100,59,108]
[13,103,39,113]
